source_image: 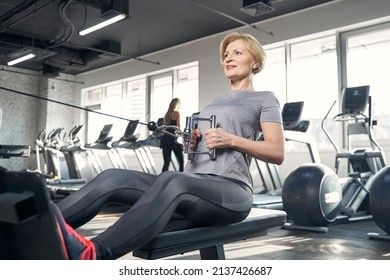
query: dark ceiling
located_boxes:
[0,0,334,77]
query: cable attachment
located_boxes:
[147,115,216,160]
[185,115,216,161]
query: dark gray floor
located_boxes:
[77,205,390,260]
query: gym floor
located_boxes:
[77,205,390,260]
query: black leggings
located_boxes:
[162,143,184,172]
[57,169,253,260]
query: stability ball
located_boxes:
[282,163,342,226]
[368,165,390,235]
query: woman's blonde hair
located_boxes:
[220,32,266,74]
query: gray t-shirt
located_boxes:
[184,90,282,188]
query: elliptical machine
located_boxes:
[282,85,386,232]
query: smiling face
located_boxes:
[222,39,258,84]
[220,33,266,90]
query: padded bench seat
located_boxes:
[133,208,286,260]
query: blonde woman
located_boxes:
[52,32,285,260]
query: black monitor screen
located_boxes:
[282,101,304,130]
[97,124,113,142]
[123,120,139,138]
[342,85,370,115]
[70,125,83,138]
[49,127,64,140]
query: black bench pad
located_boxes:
[133,208,286,260]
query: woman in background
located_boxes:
[160,98,184,172]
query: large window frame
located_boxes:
[82,62,199,143]
[339,22,390,150]
[256,21,390,155]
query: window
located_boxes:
[290,36,338,118]
[125,79,147,137]
[150,72,173,124]
[149,65,199,129]
[254,46,286,105]
[343,25,390,143]
[258,37,339,151]
[289,36,339,149]
[85,88,104,142]
[86,88,102,105]
[82,63,199,143]
[175,66,199,123]
[102,83,124,139]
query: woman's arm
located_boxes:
[204,122,285,165]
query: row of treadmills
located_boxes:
[33,117,185,197]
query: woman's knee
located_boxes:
[153,171,188,191]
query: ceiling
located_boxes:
[0,0,335,77]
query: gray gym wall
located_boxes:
[0,68,77,170]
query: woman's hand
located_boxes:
[204,128,232,149]
[189,128,201,150]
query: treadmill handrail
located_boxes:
[321,100,340,153]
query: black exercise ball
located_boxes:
[282,163,342,227]
[369,165,390,235]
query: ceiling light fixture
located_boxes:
[7,3,38,67]
[79,13,126,36]
[79,0,129,36]
[7,52,36,66]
